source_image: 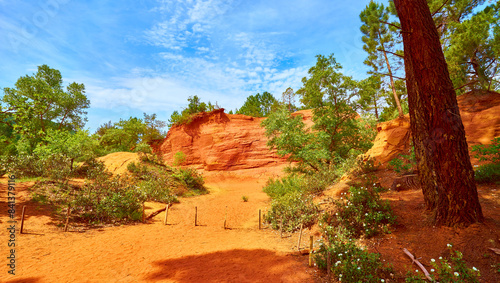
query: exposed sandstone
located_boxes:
[364,91,500,167]
[155,109,313,171]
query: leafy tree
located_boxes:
[1,65,89,151]
[443,2,499,92]
[394,0,483,226]
[281,87,298,112]
[264,54,375,173]
[360,0,405,118]
[237,92,279,117]
[34,129,99,171]
[97,113,166,153]
[357,75,384,120]
[167,95,214,127]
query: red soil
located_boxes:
[0,169,317,283]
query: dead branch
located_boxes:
[403,248,433,281]
[146,206,170,220]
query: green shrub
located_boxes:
[472,137,500,183]
[325,185,396,238]
[405,244,480,282]
[1,155,44,178]
[173,151,186,166]
[242,195,249,202]
[264,191,318,232]
[174,168,206,192]
[314,228,392,282]
[388,146,416,174]
[263,175,306,199]
[472,137,500,163]
[474,162,500,183]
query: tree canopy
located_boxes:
[237,92,279,117]
[1,65,89,152]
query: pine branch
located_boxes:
[431,0,451,17]
[453,80,479,90]
[379,20,401,30]
[377,49,404,58]
[368,71,406,81]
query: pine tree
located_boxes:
[360,0,404,118]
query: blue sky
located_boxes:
[0,0,376,132]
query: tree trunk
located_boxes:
[380,38,404,118]
[394,0,483,226]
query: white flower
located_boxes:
[472,266,478,271]
[415,270,418,273]
[357,267,361,270]
[439,257,443,260]
[338,253,343,257]
[431,258,435,262]
[339,274,342,277]
[381,280,385,282]
[335,261,341,266]
[447,243,452,248]
[431,269,435,272]
[454,272,459,277]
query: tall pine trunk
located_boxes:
[393,0,483,226]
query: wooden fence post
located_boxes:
[258,209,261,230]
[164,204,170,225]
[195,206,198,226]
[309,236,314,267]
[64,205,71,232]
[20,206,26,234]
[297,223,304,250]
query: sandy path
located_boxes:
[0,171,315,282]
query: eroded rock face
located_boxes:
[155,109,313,171]
[364,91,500,167]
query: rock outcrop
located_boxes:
[155,109,313,171]
[365,91,500,166]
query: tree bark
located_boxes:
[394,0,483,226]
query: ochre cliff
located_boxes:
[365,91,500,166]
[154,109,313,171]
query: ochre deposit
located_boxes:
[155,109,313,171]
[364,91,500,166]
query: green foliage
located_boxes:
[97,113,166,153]
[474,163,500,184]
[242,195,249,202]
[264,191,318,232]
[1,65,89,152]
[263,54,375,174]
[173,151,186,166]
[388,146,416,174]
[173,167,206,193]
[314,228,392,282]
[442,1,499,93]
[472,137,500,183]
[324,185,396,238]
[472,137,500,163]
[167,95,214,127]
[405,244,481,282]
[237,91,279,117]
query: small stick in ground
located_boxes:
[224,206,228,229]
[20,206,26,234]
[64,205,71,232]
[403,248,432,281]
[164,204,170,225]
[142,202,145,223]
[280,218,283,238]
[195,206,198,226]
[258,209,261,230]
[297,223,304,250]
[309,235,314,267]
